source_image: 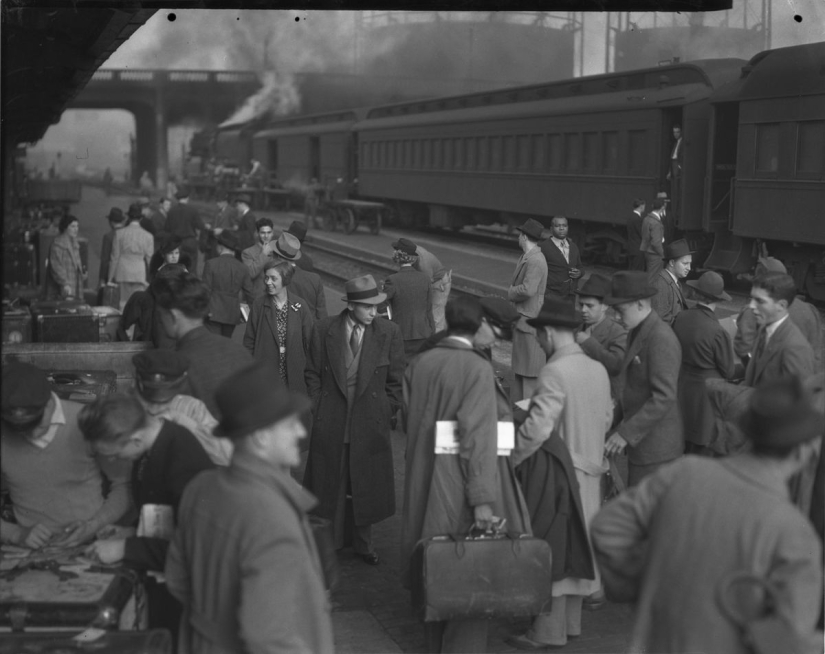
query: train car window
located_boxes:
[478,137,489,170]
[466,138,477,170]
[547,134,561,171]
[603,132,619,174]
[413,141,422,169]
[755,124,780,173]
[444,139,454,169]
[532,135,545,170]
[404,140,412,169]
[434,139,443,170]
[565,134,581,172]
[455,139,465,170]
[628,130,647,175]
[796,121,825,175]
[423,139,432,169]
[491,137,503,171]
[504,136,516,170]
[582,132,599,172]
[518,135,531,170]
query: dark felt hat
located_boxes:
[739,376,824,449]
[158,235,183,256]
[341,274,386,305]
[479,297,520,328]
[235,193,252,205]
[272,233,302,261]
[392,238,418,256]
[575,273,611,299]
[133,350,190,403]
[756,256,787,274]
[526,298,582,329]
[686,271,731,302]
[516,218,544,242]
[215,361,311,440]
[216,230,240,251]
[1,363,51,409]
[107,207,126,223]
[603,271,658,305]
[663,239,693,261]
[175,186,190,200]
[287,221,307,243]
[127,203,143,222]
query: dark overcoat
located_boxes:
[304,312,404,526]
[243,291,314,395]
[383,266,434,341]
[202,253,255,325]
[539,237,582,297]
[651,269,687,326]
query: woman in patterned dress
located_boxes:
[243,259,314,395]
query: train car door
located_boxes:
[309,136,320,181]
[705,102,739,232]
[661,110,683,235]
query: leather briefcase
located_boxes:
[410,531,553,622]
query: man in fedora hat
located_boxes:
[272,232,327,321]
[651,238,692,326]
[507,299,613,650]
[603,271,683,485]
[202,230,255,338]
[508,218,549,402]
[384,238,435,359]
[165,186,205,274]
[304,274,405,566]
[242,217,276,297]
[744,271,815,388]
[574,273,628,405]
[639,198,667,279]
[233,192,259,251]
[591,375,823,654]
[287,220,316,272]
[166,361,334,654]
[539,216,582,300]
[672,271,736,456]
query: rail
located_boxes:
[89,69,259,84]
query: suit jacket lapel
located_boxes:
[262,299,280,346]
[326,314,347,397]
[621,312,654,374]
[355,323,386,399]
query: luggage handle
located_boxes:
[433,529,534,560]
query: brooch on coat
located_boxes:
[632,355,642,365]
[290,302,302,312]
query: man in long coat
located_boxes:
[304,275,404,565]
[201,231,255,337]
[508,218,548,403]
[591,376,823,654]
[650,239,691,326]
[603,272,683,486]
[401,296,531,653]
[508,299,613,650]
[672,272,736,455]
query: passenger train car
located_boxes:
[214,42,825,299]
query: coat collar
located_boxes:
[230,449,317,513]
[623,310,659,371]
[720,452,792,501]
[548,341,582,363]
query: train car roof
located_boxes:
[362,59,745,122]
[253,108,368,138]
[711,41,825,103]
[255,119,359,139]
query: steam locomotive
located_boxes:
[212,41,825,299]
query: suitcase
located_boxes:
[410,532,553,622]
[97,284,121,309]
[0,562,138,631]
[3,243,37,287]
[2,306,32,344]
[0,629,171,653]
[46,370,117,404]
[91,307,122,343]
[30,301,98,343]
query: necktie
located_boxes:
[350,325,361,357]
[559,240,569,263]
[753,329,767,362]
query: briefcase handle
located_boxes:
[432,529,536,560]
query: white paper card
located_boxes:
[136,504,174,540]
[435,420,515,456]
[514,399,531,411]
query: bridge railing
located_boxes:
[90,69,259,84]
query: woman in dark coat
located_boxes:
[243,259,314,396]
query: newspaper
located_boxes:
[435,420,514,456]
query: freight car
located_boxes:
[214,42,825,298]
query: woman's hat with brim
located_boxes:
[515,218,544,242]
[392,238,418,256]
[574,273,611,300]
[272,233,302,261]
[341,274,386,305]
[526,298,582,329]
[603,271,658,306]
[686,271,731,302]
[215,361,311,441]
[738,376,824,449]
[158,235,183,256]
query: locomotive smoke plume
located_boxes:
[220,70,301,127]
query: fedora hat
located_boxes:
[216,230,240,251]
[215,361,310,441]
[603,271,657,305]
[756,256,787,274]
[175,186,190,200]
[392,238,417,256]
[272,232,302,261]
[686,271,731,302]
[526,298,582,329]
[663,239,693,261]
[235,193,252,205]
[575,273,611,299]
[516,218,544,242]
[287,220,307,243]
[738,376,824,449]
[341,274,386,305]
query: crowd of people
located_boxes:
[5,198,823,654]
